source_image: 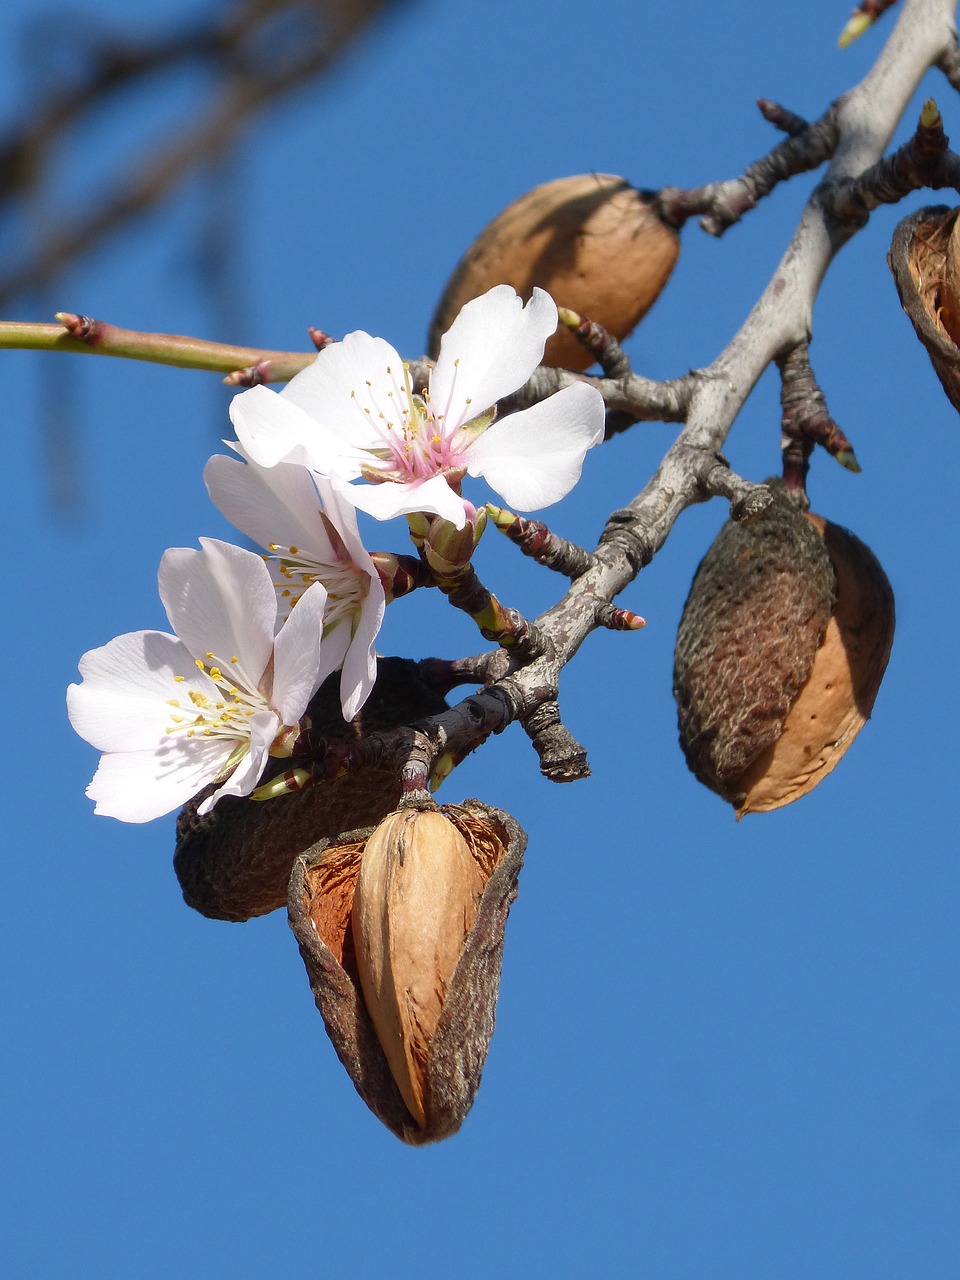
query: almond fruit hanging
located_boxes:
[889,204,960,415]
[288,800,526,1144]
[673,480,895,816]
[428,174,680,371]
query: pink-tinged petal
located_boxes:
[344,472,469,529]
[430,287,557,428]
[85,737,236,823]
[200,710,278,812]
[464,381,605,510]
[204,453,338,562]
[314,475,379,577]
[67,630,220,752]
[280,332,409,457]
[271,580,328,724]
[159,539,276,687]
[230,384,358,476]
[337,583,384,721]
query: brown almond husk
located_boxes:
[889,205,960,414]
[674,480,894,814]
[674,480,837,805]
[429,174,679,371]
[288,800,527,1145]
[173,658,449,922]
[735,514,895,814]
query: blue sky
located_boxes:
[1,1,958,1277]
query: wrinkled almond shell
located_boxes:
[674,479,894,815]
[288,800,527,1145]
[429,174,679,371]
[674,479,837,803]
[889,205,960,415]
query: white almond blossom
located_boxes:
[204,447,384,721]
[67,538,330,823]
[228,285,605,530]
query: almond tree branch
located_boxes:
[368,0,960,786]
[0,316,317,379]
[4,0,956,787]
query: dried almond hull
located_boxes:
[288,801,526,1145]
[429,174,679,371]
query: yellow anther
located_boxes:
[166,699,180,707]
[230,656,238,664]
[289,545,299,555]
[195,658,205,670]
[174,675,185,683]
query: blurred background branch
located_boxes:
[0,0,407,309]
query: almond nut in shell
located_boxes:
[429,174,679,371]
[673,479,895,816]
[288,800,526,1144]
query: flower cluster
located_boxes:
[68,286,605,821]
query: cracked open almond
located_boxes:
[429,174,679,371]
[288,801,526,1144]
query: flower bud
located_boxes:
[422,506,487,577]
[173,658,449,922]
[288,801,526,1144]
[673,480,895,816]
[429,174,679,372]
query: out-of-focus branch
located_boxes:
[0,0,408,309]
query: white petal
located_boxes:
[271,580,329,725]
[230,384,358,476]
[280,332,409,459]
[200,711,278,812]
[204,453,338,562]
[67,630,220,752]
[430,286,557,428]
[337,577,385,721]
[464,382,604,510]
[159,539,276,688]
[343,472,469,529]
[85,737,236,823]
[314,475,379,577]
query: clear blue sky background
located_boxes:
[2,1,958,1276]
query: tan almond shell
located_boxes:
[889,204,960,415]
[288,801,526,1145]
[735,514,895,815]
[173,658,448,922]
[428,174,680,372]
[351,810,486,1127]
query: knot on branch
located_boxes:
[520,700,590,783]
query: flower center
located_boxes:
[264,541,368,633]
[349,361,471,483]
[164,651,269,744]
